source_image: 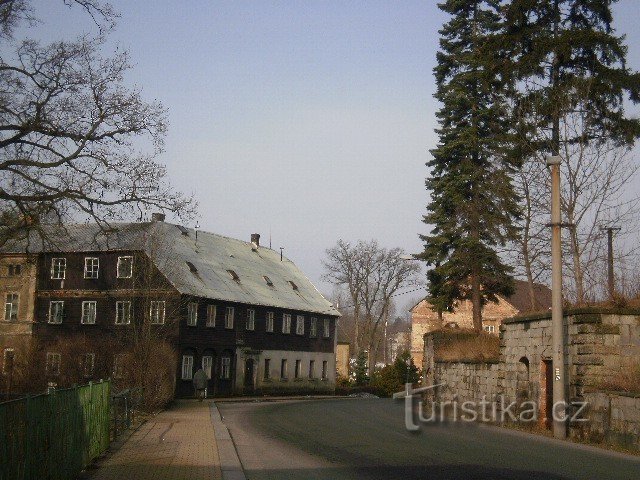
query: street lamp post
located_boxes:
[546,155,567,439]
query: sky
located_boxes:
[27,1,640,304]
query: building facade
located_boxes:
[1,220,339,397]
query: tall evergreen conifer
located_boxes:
[419,0,521,331]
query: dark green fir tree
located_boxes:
[419,0,521,331]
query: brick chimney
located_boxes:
[251,233,260,249]
[151,212,166,222]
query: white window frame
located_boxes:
[115,301,132,325]
[206,305,217,327]
[221,356,231,379]
[187,302,198,326]
[50,258,66,280]
[225,307,234,329]
[113,354,126,379]
[282,313,291,334]
[81,301,97,325]
[202,355,213,379]
[116,256,133,279]
[181,355,194,380]
[266,312,274,332]
[3,348,15,374]
[310,317,317,337]
[83,353,95,377]
[323,318,330,338]
[246,309,255,331]
[150,301,166,325]
[296,315,304,335]
[484,325,496,334]
[48,301,65,324]
[84,257,99,279]
[46,352,61,376]
[4,293,19,322]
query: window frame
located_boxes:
[246,309,255,331]
[187,302,198,326]
[206,305,217,327]
[322,360,328,380]
[309,360,315,379]
[265,312,274,332]
[50,257,66,280]
[7,264,22,276]
[2,348,15,374]
[83,257,99,279]
[202,355,213,379]
[224,306,234,329]
[296,315,304,335]
[115,301,132,325]
[150,300,166,325]
[310,317,318,337]
[4,293,19,322]
[221,356,231,379]
[116,256,133,279]
[323,318,330,338]
[46,352,61,376]
[295,359,301,379]
[264,358,271,380]
[181,354,194,380]
[48,300,65,324]
[81,301,97,325]
[280,359,288,379]
[282,313,291,334]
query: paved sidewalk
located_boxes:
[88,400,222,480]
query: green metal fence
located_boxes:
[0,380,111,480]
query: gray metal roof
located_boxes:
[3,222,339,317]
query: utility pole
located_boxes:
[546,155,567,439]
[601,226,621,299]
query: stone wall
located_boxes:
[422,308,640,450]
[578,391,640,451]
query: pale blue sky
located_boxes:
[29,1,640,297]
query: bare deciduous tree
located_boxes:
[0,0,195,248]
[323,240,420,371]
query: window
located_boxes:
[82,353,95,377]
[295,359,301,379]
[84,257,99,279]
[227,269,240,282]
[266,312,274,332]
[263,276,274,287]
[202,356,213,379]
[310,317,317,337]
[309,360,315,379]
[221,356,231,379]
[246,309,255,331]
[150,301,165,325]
[296,315,304,335]
[206,305,217,327]
[280,359,288,379]
[117,256,133,278]
[7,264,21,276]
[115,301,132,325]
[48,301,65,324]
[46,352,61,376]
[187,302,198,326]
[4,293,19,321]
[288,280,298,290]
[3,348,15,374]
[51,258,66,279]
[322,361,328,380]
[225,307,234,329]
[264,359,271,380]
[81,301,97,324]
[113,354,126,379]
[323,318,330,338]
[282,313,291,334]
[181,355,194,380]
[484,325,496,334]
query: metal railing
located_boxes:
[111,387,144,439]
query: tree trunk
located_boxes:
[471,272,482,332]
[569,226,585,304]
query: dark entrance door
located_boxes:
[543,359,553,429]
[244,359,255,394]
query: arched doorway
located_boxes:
[244,358,255,394]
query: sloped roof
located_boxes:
[2,221,339,317]
[409,279,552,314]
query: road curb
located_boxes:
[210,401,247,480]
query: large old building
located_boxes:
[410,280,552,368]
[1,218,339,397]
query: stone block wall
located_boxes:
[433,361,501,405]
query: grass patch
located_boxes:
[597,364,640,395]
[433,330,500,363]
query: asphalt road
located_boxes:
[217,398,639,480]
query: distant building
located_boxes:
[1,219,339,397]
[410,280,552,368]
[389,331,410,362]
